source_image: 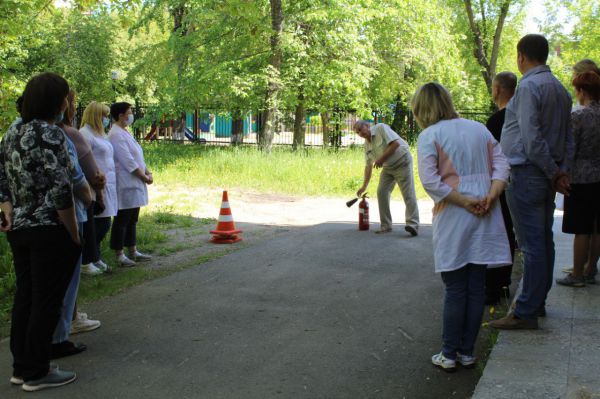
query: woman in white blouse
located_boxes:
[413,83,511,372]
[80,102,119,272]
[108,102,153,267]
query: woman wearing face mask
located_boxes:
[108,102,153,266]
[80,102,118,275]
[0,72,80,391]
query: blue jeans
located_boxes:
[506,164,555,320]
[52,222,84,344]
[441,264,486,359]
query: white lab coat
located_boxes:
[80,124,118,217]
[417,118,511,273]
[108,125,149,210]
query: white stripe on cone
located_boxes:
[221,202,230,209]
[218,215,234,222]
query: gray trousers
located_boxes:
[377,153,420,230]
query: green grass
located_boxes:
[0,144,427,337]
[143,143,427,200]
[76,247,236,305]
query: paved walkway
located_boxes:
[0,199,485,399]
[2,198,597,398]
[473,211,600,399]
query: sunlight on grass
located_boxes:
[143,144,427,200]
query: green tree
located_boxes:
[544,0,599,92]
[448,0,526,99]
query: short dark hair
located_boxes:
[20,72,69,124]
[517,34,549,64]
[16,96,23,114]
[573,71,600,101]
[110,102,131,121]
[493,71,517,94]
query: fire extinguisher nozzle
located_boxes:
[346,198,359,207]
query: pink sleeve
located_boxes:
[417,134,453,203]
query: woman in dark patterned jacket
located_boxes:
[0,72,81,391]
[557,71,600,287]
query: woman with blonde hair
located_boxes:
[80,101,118,275]
[413,82,511,372]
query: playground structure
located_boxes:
[135,109,394,147]
[75,105,490,147]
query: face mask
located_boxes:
[102,117,110,128]
[55,112,64,124]
[126,114,134,126]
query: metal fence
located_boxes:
[76,105,492,147]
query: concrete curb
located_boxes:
[472,214,600,399]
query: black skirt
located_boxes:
[562,181,600,234]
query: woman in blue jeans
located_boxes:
[413,83,512,372]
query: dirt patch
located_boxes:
[148,185,434,227]
[145,186,434,274]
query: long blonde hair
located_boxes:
[81,101,110,135]
[411,83,459,129]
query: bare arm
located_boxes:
[74,181,93,209]
[444,190,485,216]
[133,168,151,184]
[482,180,507,214]
[357,164,373,197]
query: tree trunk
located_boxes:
[321,112,330,149]
[231,109,244,145]
[293,92,306,151]
[391,96,406,138]
[172,3,190,105]
[463,0,511,94]
[259,0,284,153]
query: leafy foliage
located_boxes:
[2,0,593,135]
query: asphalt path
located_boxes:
[0,222,483,398]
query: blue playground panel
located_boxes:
[185,112,257,138]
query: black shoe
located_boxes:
[50,341,87,360]
[404,226,418,237]
[537,306,546,317]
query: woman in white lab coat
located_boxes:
[108,102,153,267]
[80,101,118,272]
[413,83,511,372]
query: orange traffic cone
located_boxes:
[210,191,242,244]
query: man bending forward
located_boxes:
[354,121,419,236]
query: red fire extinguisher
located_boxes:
[358,194,369,231]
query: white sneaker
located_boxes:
[94,259,109,272]
[81,263,103,275]
[456,353,477,368]
[129,251,152,262]
[431,352,456,372]
[70,312,101,335]
[117,254,136,267]
[10,376,24,385]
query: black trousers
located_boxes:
[110,207,140,250]
[7,225,81,381]
[81,203,98,264]
[485,193,516,299]
[94,217,112,257]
